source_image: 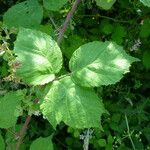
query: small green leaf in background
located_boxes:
[119,0,130,8]
[65,137,73,146]
[62,35,86,59]
[140,0,150,7]
[143,51,150,69]
[106,134,114,150]
[140,19,150,38]
[30,136,53,150]
[95,0,116,10]
[0,90,25,128]
[0,134,5,150]
[0,61,9,77]
[111,24,126,44]
[14,28,62,85]
[43,0,68,11]
[69,41,139,87]
[37,24,54,36]
[98,139,106,147]
[3,0,43,28]
[99,19,114,35]
[40,76,106,129]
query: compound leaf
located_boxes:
[3,0,43,28]
[69,41,139,87]
[96,0,116,10]
[40,76,106,129]
[43,0,68,11]
[0,90,25,128]
[30,136,53,150]
[14,28,62,85]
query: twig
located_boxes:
[49,14,58,30]
[16,99,39,150]
[125,114,136,150]
[54,137,68,148]
[57,0,82,45]
[77,14,132,24]
[16,115,31,150]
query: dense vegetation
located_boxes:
[0,0,150,149]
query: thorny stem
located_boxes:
[16,115,31,150]
[16,0,82,149]
[57,0,82,45]
[16,100,38,150]
[125,114,136,150]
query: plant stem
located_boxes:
[77,14,132,24]
[16,115,31,150]
[57,0,82,45]
[49,14,58,30]
[83,129,90,150]
[125,114,136,150]
[16,99,39,150]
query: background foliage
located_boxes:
[0,0,150,149]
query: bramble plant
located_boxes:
[0,0,149,149]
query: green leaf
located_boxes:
[98,139,106,147]
[62,35,86,59]
[111,24,126,44]
[36,24,54,35]
[96,0,116,10]
[99,20,114,35]
[0,90,25,128]
[140,0,150,7]
[69,41,139,87]
[140,19,150,38]
[0,134,5,150]
[3,0,43,28]
[106,135,114,150]
[30,136,53,150]
[143,51,150,69]
[43,0,68,11]
[0,61,9,77]
[40,76,106,129]
[14,28,62,85]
